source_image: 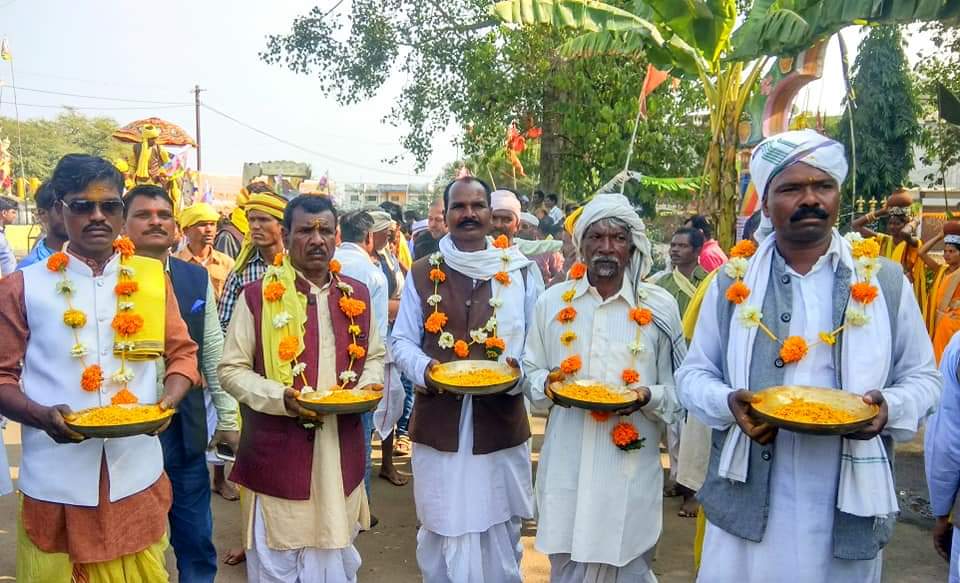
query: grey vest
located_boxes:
[698,252,902,560]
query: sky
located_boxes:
[0,1,939,186]
[0,0,458,184]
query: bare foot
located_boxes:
[379,467,410,486]
[678,495,699,518]
[213,472,240,501]
[223,548,245,565]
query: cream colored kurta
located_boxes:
[524,275,681,568]
[219,279,385,551]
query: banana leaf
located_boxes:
[641,0,736,64]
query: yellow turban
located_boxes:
[179,203,220,230]
[233,193,288,272]
[564,206,584,235]
[141,125,161,140]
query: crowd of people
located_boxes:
[0,127,957,583]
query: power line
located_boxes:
[200,102,427,178]
[1,85,191,105]
[0,101,191,111]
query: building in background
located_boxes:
[337,182,432,212]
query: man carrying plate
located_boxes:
[391,176,538,582]
[676,129,941,582]
[0,154,199,581]
[523,192,685,582]
[218,194,385,582]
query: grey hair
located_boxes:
[584,217,632,236]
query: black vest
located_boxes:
[161,257,209,458]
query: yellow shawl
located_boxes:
[115,255,165,360]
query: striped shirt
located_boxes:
[218,251,268,333]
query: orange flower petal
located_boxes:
[46,252,69,272]
[725,281,751,305]
[568,262,587,280]
[454,340,470,358]
[80,365,103,392]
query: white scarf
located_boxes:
[438,234,531,279]
[720,229,899,518]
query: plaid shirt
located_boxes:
[218,251,268,333]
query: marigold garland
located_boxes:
[850,282,878,305]
[273,252,284,267]
[494,271,511,285]
[425,312,448,334]
[63,309,87,328]
[568,262,587,280]
[264,281,286,302]
[725,281,751,305]
[453,340,470,358]
[347,343,366,360]
[278,335,300,362]
[629,308,653,326]
[114,280,139,296]
[729,239,758,259]
[621,368,640,385]
[429,268,446,283]
[112,237,135,258]
[112,313,144,337]
[81,364,103,392]
[556,306,577,323]
[339,297,367,318]
[47,252,69,272]
[329,259,341,274]
[612,422,645,451]
[492,234,510,249]
[779,336,809,364]
[560,355,582,375]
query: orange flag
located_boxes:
[639,64,670,119]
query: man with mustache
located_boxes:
[524,193,685,582]
[391,176,538,582]
[123,184,239,582]
[176,202,235,300]
[219,194,384,582]
[677,130,940,582]
[0,154,200,580]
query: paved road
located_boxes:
[0,420,947,582]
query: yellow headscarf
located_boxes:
[179,202,220,231]
[564,206,584,235]
[233,192,287,273]
[230,189,250,235]
[135,125,162,180]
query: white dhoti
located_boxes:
[548,550,657,583]
[247,499,362,583]
[417,517,523,583]
[204,391,223,466]
[666,420,681,483]
[412,396,533,583]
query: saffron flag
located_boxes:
[638,64,669,119]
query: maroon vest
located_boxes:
[408,257,530,454]
[229,273,370,500]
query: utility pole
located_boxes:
[193,84,205,171]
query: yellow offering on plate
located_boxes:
[68,404,171,426]
[553,382,633,404]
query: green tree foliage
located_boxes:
[915,22,960,187]
[261,1,707,196]
[838,26,921,201]
[0,110,126,179]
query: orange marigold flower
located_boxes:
[612,422,640,448]
[339,297,367,318]
[46,251,69,272]
[429,268,446,283]
[80,364,103,392]
[115,280,139,296]
[494,271,511,285]
[559,330,577,346]
[329,259,341,274]
[630,308,653,326]
[111,388,139,405]
[485,336,506,351]
[492,234,510,249]
[779,336,809,364]
[850,282,878,305]
[556,306,577,323]
[454,340,470,358]
[560,355,582,375]
[264,281,286,302]
[590,410,612,423]
[725,281,751,305]
[278,335,300,362]
[112,313,144,337]
[729,239,758,259]
[112,237,136,258]
[425,311,448,334]
[63,309,87,329]
[622,368,640,385]
[568,262,587,280]
[348,343,366,360]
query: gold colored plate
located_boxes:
[750,385,879,436]
[427,360,520,396]
[298,390,383,415]
[65,405,175,439]
[550,379,635,412]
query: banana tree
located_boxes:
[491,0,960,248]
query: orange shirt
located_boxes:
[175,245,235,300]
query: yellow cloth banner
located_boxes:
[115,255,165,360]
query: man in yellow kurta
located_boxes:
[218,194,384,582]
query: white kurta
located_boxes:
[677,249,941,583]
[390,266,537,537]
[524,275,681,569]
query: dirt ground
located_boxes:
[0,418,948,582]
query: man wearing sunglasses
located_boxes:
[123,184,240,582]
[0,154,200,580]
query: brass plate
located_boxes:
[65,405,175,439]
[550,379,636,412]
[297,390,383,415]
[426,360,520,396]
[750,385,879,436]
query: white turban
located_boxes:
[573,192,652,283]
[491,189,521,220]
[749,129,848,242]
[519,212,539,227]
[411,219,428,237]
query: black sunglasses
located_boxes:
[60,198,124,216]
